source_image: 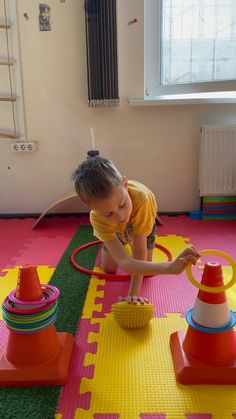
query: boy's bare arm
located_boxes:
[127,234,148,300]
[104,237,200,276]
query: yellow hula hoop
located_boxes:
[186,249,236,293]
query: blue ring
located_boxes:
[185,308,236,333]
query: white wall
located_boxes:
[1,0,236,214]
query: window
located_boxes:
[145,0,236,100]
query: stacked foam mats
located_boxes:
[202,196,236,220]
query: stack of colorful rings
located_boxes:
[2,284,59,334]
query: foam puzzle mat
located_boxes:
[57,233,236,419]
[1,216,236,418]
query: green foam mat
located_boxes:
[203,196,236,203]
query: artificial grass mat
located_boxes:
[0,225,98,419]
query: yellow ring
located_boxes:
[186,249,236,293]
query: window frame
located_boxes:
[144,0,236,100]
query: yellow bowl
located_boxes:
[112,301,154,329]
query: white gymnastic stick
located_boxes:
[90,127,95,150]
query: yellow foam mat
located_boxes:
[82,268,105,319]
[76,235,236,418]
[155,234,192,260]
[76,313,236,418]
[0,266,54,320]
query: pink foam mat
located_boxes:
[94,273,197,318]
[0,216,89,271]
[159,216,236,258]
[1,215,236,419]
[71,215,236,317]
[0,321,8,354]
[89,244,195,317]
[57,318,99,417]
[93,416,120,419]
[140,415,166,419]
[186,416,212,419]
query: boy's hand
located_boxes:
[118,295,149,305]
[169,246,200,275]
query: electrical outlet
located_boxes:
[20,143,27,152]
[27,143,35,152]
[11,142,37,152]
[11,143,20,152]
[25,142,36,152]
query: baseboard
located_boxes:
[159,211,189,216]
[0,211,189,220]
[0,212,90,219]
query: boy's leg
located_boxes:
[146,222,156,261]
[147,248,153,261]
[101,244,118,273]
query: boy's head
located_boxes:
[73,156,123,202]
[73,156,132,224]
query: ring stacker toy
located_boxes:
[170,249,236,384]
[0,264,74,386]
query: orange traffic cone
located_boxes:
[170,261,236,384]
[16,264,44,301]
[0,264,74,386]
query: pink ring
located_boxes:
[70,240,172,281]
[2,296,55,315]
[8,284,60,305]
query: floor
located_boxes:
[1,215,236,418]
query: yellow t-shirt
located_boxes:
[90,180,157,243]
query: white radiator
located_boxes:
[199,125,236,196]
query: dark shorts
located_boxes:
[103,222,156,251]
[146,223,156,249]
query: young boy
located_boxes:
[73,156,199,304]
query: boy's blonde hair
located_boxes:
[72,156,123,203]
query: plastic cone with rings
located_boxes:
[0,264,74,386]
[170,250,236,384]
